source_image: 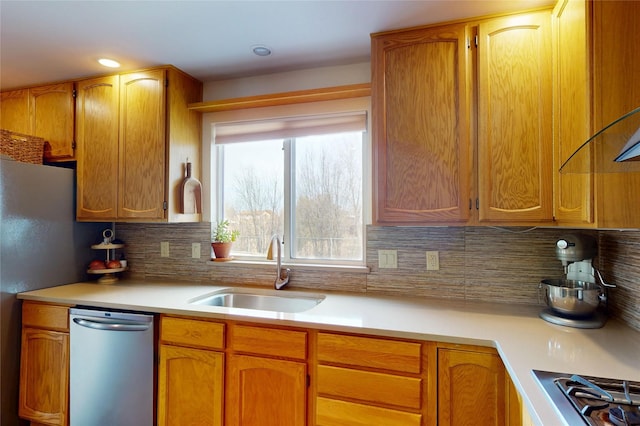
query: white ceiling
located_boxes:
[0,0,553,91]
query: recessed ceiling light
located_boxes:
[98,58,121,68]
[251,45,272,57]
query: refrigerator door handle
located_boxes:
[72,317,150,332]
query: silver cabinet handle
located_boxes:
[73,317,150,332]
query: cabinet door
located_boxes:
[75,75,120,221]
[477,12,553,222]
[18,328,69,426]
[372,23,471,224]
[30,82,75,161]
[226,354,306,426]
[592,0,640,228]
[157,344,224,426]
[438,348,506,426]
[118,69,167,220]
[0,89,30,133]
[553,0,594,225]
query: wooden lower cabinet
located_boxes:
[437,344,519,426]
[157,345,224,426]
[226,354,307,426]
[226,324,308,426]
[157,316,225,426]
[19,302,70,426]
[19,308,525,426]
[315,332,428,426]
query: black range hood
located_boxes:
[559,106,640,174]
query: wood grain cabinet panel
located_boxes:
[317,332,421,373]
[0,89,30,133]
[438,347,507,426]
[315,332,426,425]
[591,1,640,228]
[477,11,553,223]
[226,354,307,426]
[160,316,225,350]
[552,0,640,229]
[75,66,202,223]
[372,23,471,224]
[75,75,120,220]
[157,316,225,426]
[1,83,75,162]
[229,324,307,360]
[317,365,422,409]
[30,83,75,161]
[552,0,593,226]
[316,397,422,426]
[157,345,224,426]
[118,70,167,220]
[18,302,70,426]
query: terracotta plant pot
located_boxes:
[211,242,232,259]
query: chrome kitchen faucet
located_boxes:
[267,235,290,290]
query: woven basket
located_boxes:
[0,129,45,164]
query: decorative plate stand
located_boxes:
[87,229,127,283]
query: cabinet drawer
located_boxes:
[229,324,307,360]
[22,302,69,332]
[316,397,422,426]
[317,333,421,374]
[317,365,421,409]
[160,316,225,350]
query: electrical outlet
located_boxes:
[378,250,398,269]
[426,251,439,271]
[160,241,170,257]
[192,243,201,259]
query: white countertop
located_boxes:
[17,280,640,426]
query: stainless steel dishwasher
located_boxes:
[69,308,154,426]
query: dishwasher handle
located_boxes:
[73,317,151,332]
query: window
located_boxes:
[210,98,370,266]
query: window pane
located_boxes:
[292,132,363,261]
[222,140,284,256]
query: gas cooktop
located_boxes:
[533,370,640,425]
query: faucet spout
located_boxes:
[267,235,290,290]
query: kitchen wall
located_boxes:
[113,63,640,333]
[115,223,640,332]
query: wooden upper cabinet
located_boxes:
[30,83,75,161]
[1,83,75,161]
[552,0,594,226]
[477,11,553,223]
[118,69,167,220]
[76,75,120,220]
[1,89,30,133]
[372,23,471,224]
[75,66,203,223]
[591,0,640,229]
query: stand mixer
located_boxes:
[539,234,615,328]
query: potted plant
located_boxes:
[211,220,239,260]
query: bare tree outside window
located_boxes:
[294,134,362,260]
[218,132,364,263]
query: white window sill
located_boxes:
[209,259,370,274]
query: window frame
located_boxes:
[203,95,372,267]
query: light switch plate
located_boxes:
[161,241,170,257]
[192,243,201,259]
[378,249,398,269]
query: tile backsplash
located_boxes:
[115,223,640,332]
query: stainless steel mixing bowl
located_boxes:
[540,279,603,317]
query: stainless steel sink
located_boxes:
[189,288,324,313]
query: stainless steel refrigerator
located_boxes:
[0,158,103,426]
